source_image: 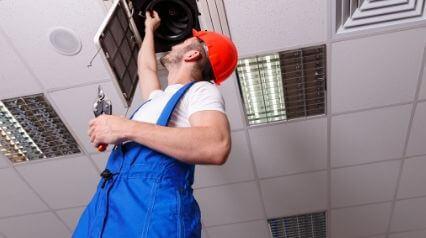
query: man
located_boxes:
[73,10,238,238]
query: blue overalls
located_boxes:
[73,81,202,238]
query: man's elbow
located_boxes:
[210,136,231,165]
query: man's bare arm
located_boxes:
[138,11,161,101]
[122,111,231,165]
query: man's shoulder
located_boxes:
[188,81,220,94]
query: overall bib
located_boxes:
[73,81,202,238]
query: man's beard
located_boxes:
[159,51,182,69]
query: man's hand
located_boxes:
[88,115,130,147]
[145,10,161,33]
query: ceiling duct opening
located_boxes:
[131,0,201,53]
[336,0,426,33]
[268,211,327,238]
[0,94,81,164]
[236,45,327,125]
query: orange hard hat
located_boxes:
[192,29,238,85]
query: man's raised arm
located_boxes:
[137,11,161,101]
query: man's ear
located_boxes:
[183,50,202,62]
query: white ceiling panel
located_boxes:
[406,102,426,156]
[0,155,9,169]
[331,160,400,208]
[249,118,327,178]
[397,156,426,199]
[217,74,245,130]
[206,220,270,238]
[194,181,264,227]
[331,28,426,113]
[389,229,426,238]
[260,171,327,218]
[0,212,69,238]
[0,29,42,100]
[390,197,426,232]
[0,168,48,218]
[331,202,392,238]
[194,131,254,188]
[49,82,127,153]
[223,0,327,57]
[90,153,109,172]
[331,104,411,167]
[16,156,99,209]
[0,0,110,90]
[419,64,426,100]
[56,206,85,231]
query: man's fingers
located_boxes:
[153,10,160,19]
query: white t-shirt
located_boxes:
[131,81,226,127]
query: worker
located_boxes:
[73,10,238,238]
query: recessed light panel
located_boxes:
[236,45,327,125]
[268,211,326,238]
[0,94,80,163]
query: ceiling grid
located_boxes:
[383,46,426,238]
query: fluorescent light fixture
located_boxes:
[236,45,326,125]
[268,211,326,238]
[0,94,80,164]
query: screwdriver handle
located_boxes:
[97,143,107,152]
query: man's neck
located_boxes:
[166,68,195,86]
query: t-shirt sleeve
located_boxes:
[186,82,226,118]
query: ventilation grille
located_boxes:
[236,45,326,125]
[0,94,80,163]
[336,0,426,33]
[268,212,327,238]
[98,0,140,106]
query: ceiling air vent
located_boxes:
[95,0,141,107]
[0,94,80,164]
[236,45,326,125]
[336,0,426,33]
[268,211,327,238]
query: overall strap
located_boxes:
[156,81,196,126]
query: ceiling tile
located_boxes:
[0,29,42,100]
[16,156,99,209]
[390,197,426,232]
[397,156,426,199]
[331,160,400,208]
[419,64,426,100]
[0,168,48,218]
[217,74,245,130]
[49,82,127,153]
[0,212,69,238]
[389,229,426,238]
[206,220,270,238]
[407,102,426,156]
[0,0,110,90]
[90,153,109,172]
[331,202,392,238]
[260,171,327,218]
[194,181,264,227]
[331,104,411,167]
[0,154,10,169]
[249,118,327,178]
[331,28,426,113]
[223,0,327,57]
[56,206,85,231]
[194,131,254,188]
